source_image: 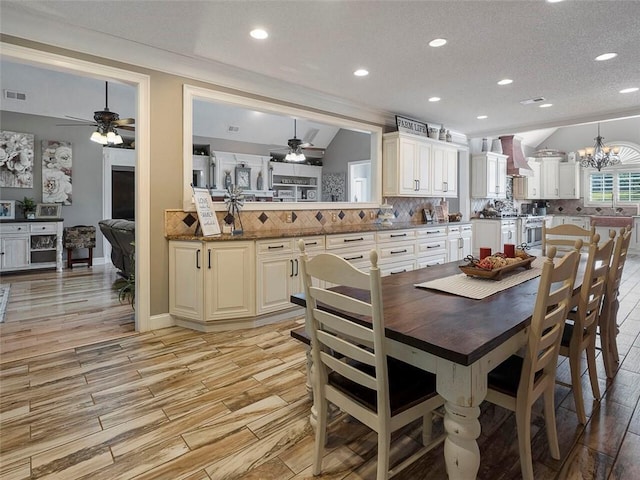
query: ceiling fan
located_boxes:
[57,81,135,145]
[270,119,325,161]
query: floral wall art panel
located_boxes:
[42,140,73,205]
[0,130,35,188]
[321,172,346,202]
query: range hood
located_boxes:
[500,135,533,177]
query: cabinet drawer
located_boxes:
[331,247,372,266]
[376,229,415,243]
[417,254,447,269]
[326,232,375,250]
[417,239,447,256]
[416,227,447,239]
[380,259,415,277]
[0,224,29,234]
[297,235,325,252]
[378,241,415,263]
[256,238,293,255]
[30,223,58,234]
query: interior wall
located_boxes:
[322,129,371,174]
[0,110,106,256]
[536,117,640,152]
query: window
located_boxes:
[584,142,640,207]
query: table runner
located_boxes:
[415,258,544,299]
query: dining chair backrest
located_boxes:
[299,243,391,420]
[606,226,632,300]
[575,233,615,336]
[542,223,595,256]
[521,244,581,396]
[599,226,632,378]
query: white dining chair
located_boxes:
[484,243,581,480]
[557,233,614,424]
[542,223,595,256]
[599,226,632,378]
[298,240,445,480]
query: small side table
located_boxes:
[63,225,96,269]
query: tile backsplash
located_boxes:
[165,196,457,236]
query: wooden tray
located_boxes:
[459,255,536,280]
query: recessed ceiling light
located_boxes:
[428,97,441,102]
[497,79,513,86]
[477,115,488,120]
[619,87,639,94]
[539,103,553,108]
[595,52,617,61]
[250,29,268,40]
[353,69,369,77]
[547,0,565,3]
[429,38,447,47]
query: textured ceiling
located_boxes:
[1,0,639,138]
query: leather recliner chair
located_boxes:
[98,219,135,277]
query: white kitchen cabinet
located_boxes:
[271,162,322,202]
[447,224,473,262]
[432,144,458,198]
[383,132,432,196]
[472,219,516,257]
[471,152,508,199]
[416,226,448,268]
[526,160,542,199]
[551,215,591,230]
[0,221,63,273]
[256,236,324,314]
[631,218,640,252]
[558,161,581,199]
[541,157,561,199]
[169,240,256,323]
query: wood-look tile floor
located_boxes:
[0,257,638,479]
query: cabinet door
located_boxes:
[206,242,255,320]
[496,155,507,198]
[256,255,297,314]
[558,162,580,199]
[399,137,419,194]
[526,161,542,199]
[486,154,499,196]
[542,159,560,199]
[169,241,204,321]
[433,146,458,197]
[0,236,30,270]
[415,142,433,195]
[447,236,460,262]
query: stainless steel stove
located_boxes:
[519,215,546,247]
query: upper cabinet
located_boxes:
[471,152,508,199]
[541,157,561,199]
[558,161,581,199]
[526,160,542,200]
[383,132,458,198]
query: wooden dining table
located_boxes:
[290,252,585,480]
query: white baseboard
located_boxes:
[149,312,175,330]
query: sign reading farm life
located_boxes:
[192,186,221,236]
[395,115,428,137]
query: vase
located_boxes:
[481,138,488,152]
[256,172,264,190]
[224,171,232,189]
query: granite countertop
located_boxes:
[1,218,64,223]
[166,220,471,242]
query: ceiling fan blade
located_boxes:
[56,123,98,127]
[301,128,319,147]
[113,117,135,126]
[64,115,94,123]
[117,125,135,132]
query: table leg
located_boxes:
[437,360,486,479]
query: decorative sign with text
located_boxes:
[192,186,221,236]
[395,115,428,137]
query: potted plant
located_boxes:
[17,197,37,219]
[114,242,135,309]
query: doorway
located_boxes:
[348,160,372,202]
[1,42,151,331]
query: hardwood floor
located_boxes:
[0,265,135,364]
[0,256,638,479]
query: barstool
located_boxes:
[63,225,96,269]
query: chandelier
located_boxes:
[577,124,620,171]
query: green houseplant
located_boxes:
[17,197,37,219]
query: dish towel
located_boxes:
[415,258,544,300]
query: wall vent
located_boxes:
[520,97,545,105]
[227,125,240,133]
[3,89,27,101]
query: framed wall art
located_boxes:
[0,200,16,219]
[235,165,251,189]
[35,203,62,219]
[0,131,35,188]
[42,140,73,205]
